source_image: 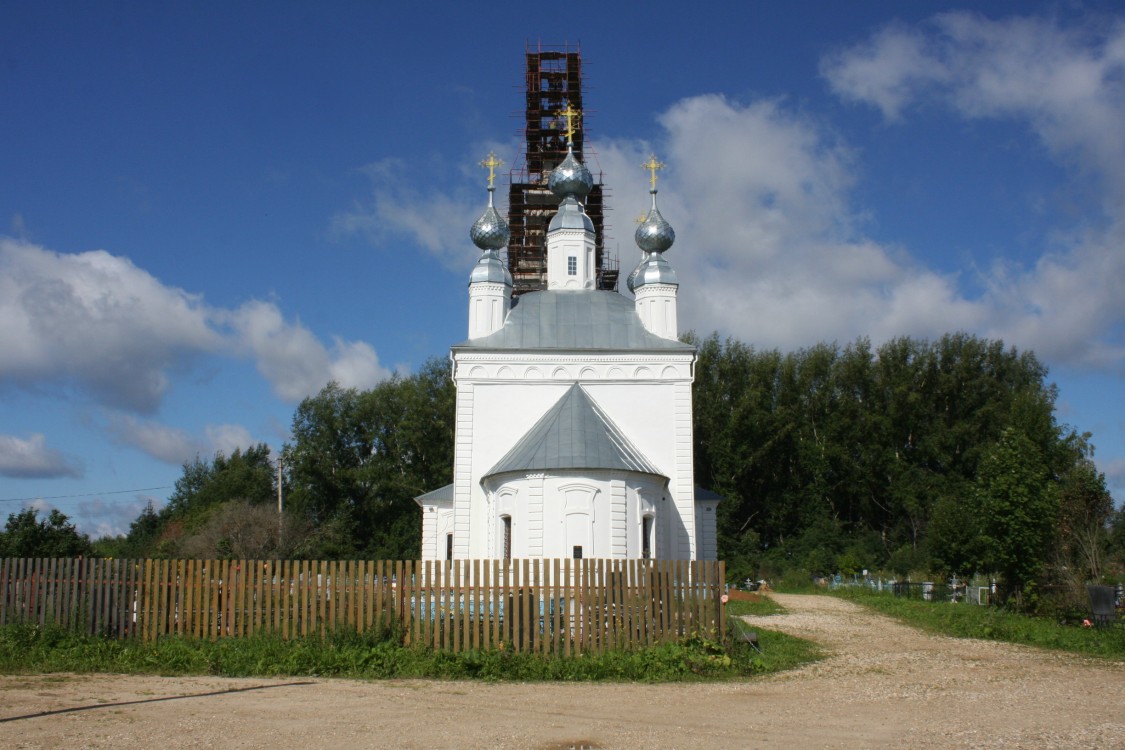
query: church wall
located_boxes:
[450,350,699,560]
[482,470,666,559]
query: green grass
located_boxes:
[835,588,1125,660]
[0,621,821,682]
[725,596,787,617]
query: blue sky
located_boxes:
[3,1,1124,537]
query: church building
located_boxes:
[415,111,720,561]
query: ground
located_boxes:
[1,593,1123,749]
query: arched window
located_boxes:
[642,515,654,560]
[501,515,512,560]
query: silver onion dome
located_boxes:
[635,190,675,253]
[548,147,594,198]
[631,189,678,291]
[469,188,510,251]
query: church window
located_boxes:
[567,256,577,275]
[446,533,453,561]
[572,545,583,559]
[642,516,653,559]
[501,515,512,560]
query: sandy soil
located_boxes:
[1,593,1122,749]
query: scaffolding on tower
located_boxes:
[506,41,618,295]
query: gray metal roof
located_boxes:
[454,290,695,351]
[485,383,664,479]
[414,483,454,504]
[694,486,724,502]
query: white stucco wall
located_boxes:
[440,348,698,560]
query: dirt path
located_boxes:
[1,594,1122,749]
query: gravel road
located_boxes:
[1,593,1122,749]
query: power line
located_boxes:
[0,486,173,504]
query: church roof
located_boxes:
[485,383,664,479]
[414,483,454,504]
[454,290,694,352]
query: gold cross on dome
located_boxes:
[556,102,581,143]
[641,155,665,190]
[479,151,504,188]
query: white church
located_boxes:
[415,119,720,562]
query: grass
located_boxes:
[725,594,786,618]
[834,588,1125,660]
[0,620,821,682]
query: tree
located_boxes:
[1054,444,1114,580]
[691,330,1077,582]
[975,428,1058,603]
[0,508,92,557]
[165,443,277,519]
[177,500,312,559]
[284,357,455,559]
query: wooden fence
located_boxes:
[0,557,725,653]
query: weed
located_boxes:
[0,620,822,682]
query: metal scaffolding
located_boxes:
[506,42,618,295]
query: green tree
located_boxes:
[976,428,1058,603]
[0,508,92,557]
[283,357,455,559]
[1054,444,1114,580]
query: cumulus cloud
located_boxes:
[106,415,272,466]
[106,415,206,465]
[0,239,220,412]
[73,496,159,538]
[0,433,82,479]
[596,95,984,351]
[586,13,1125,372]
[819,12,1125,368]
[205,423,258,457]
[0,238,391,413]
[823,13,1125,193]
[222,300,391,401]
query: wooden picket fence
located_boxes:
[0,557,725,653]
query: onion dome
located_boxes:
[631,155,679,292]
[548,146,594,199]
[635,190,675,254]
[470,187,510,251]
[468,194,513,285]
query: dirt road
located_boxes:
[1,593,1122,749]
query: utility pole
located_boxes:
[277,455,283,548]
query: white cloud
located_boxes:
[820,12,1125,370]
[0,239,220,412]
[595,95,983,351]
[0,433,82,479]
[106,415,205,465]
[205,423,258,457]
[0,237,392,414]
[222,300,391,401]
[73,496,158,538]
[106,415,273,466]
[572,14,1125,371]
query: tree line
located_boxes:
[7,333,1123,603]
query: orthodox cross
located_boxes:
[479,151,503,189]
[556,102,581,144]
[642,154,665,190]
